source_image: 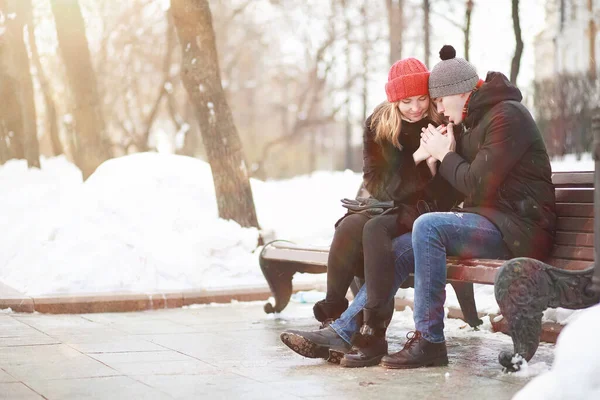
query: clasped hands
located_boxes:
[413,123,456,176]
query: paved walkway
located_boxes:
[0,302,554,399]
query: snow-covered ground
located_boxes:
[513,303,600,400]
[0,151,593,307]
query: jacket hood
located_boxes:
[465,72,522,127]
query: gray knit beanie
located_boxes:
[429,45,479,98]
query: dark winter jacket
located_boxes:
[362,115,462,231]
[438,72,556,259]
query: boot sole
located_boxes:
[280,332,330,360]
[327,349,345,364]
[339,354,385,368]
[380,357,449,369]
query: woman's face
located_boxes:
[397,95,430,122]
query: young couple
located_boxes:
[280,45,557,369]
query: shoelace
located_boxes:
[403,331,422,350]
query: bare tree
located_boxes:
[431,0,474,61]
[341,0,353,171]
[361,1,370,123]
[254,25,345,177]
[171,0,259,229]
[27,5,62,156]
[50,0,111,179]
[0,0,41,168]
[510,0,523,84]
[0,2,25,163]
[588,0,596,79]
[423,0,431,66]
[386,0,404,64]
[464,0,473,61]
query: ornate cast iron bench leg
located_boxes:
[495,258,600,371]
[450,281,483,328]
[260,256,295,314]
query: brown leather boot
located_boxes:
[380,331,448,369]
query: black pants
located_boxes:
[318,212,401,322]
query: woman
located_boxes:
[281,58,461,367]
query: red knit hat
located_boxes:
[385,58,430,103]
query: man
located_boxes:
[281,45,556,369]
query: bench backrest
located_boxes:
[548,171,594,270]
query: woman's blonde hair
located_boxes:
[370,98,444,149]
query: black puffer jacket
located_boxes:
[362,115,462,229]
[439,72,556,259]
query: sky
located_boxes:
[395,0,548,99]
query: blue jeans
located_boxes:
[330,212,510,344]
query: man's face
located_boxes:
[435,93,470,124]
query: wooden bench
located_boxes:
[259,171,599,370]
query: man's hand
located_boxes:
[421,123,456,162]
[413,125,446,165]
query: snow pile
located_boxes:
[550,153,593,172]
[397,284,501,316]
[0,154,358,295]
[254,170,360,246]
[513,303,600,400]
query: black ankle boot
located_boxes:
[340,310,388,368]
[380,331,448,369]
[280,327,350,363]
[313,299,348,327]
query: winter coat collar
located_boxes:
[464,72,523,129]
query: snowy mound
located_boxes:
[513,303,600,400]
[0,154,359,296]
[0,154,259,295]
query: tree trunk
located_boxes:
[464,0,474,61]
[423,0,430,67]
[0,64,25,161]
[309,130,316,174]
[343,0,352,170]
[589,0,596,79]
[510,0,524,84]
[27,7,63,157]
[50,0,111,179]
[361,1,369,124]
[171,0,259,229]
[386,0,403,64]
[0,124,9,164]
[1,0,41,168]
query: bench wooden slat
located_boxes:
[261,245,328,266]
[555,189,594,203]
[447,264,499,285]
[556,203,593,217]
[556,217,594,233]
[555,232,594,247]
[552,171,594,187]
[550,245,594,261]
[544,258,594,271]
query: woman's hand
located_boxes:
[426,156,438,176]
[413,145,430,165]
[421,123,455,162]
[414,124,446,165]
